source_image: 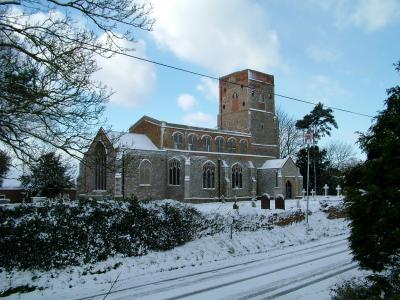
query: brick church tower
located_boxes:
[218,69,279,157]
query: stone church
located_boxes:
[79,69,303,202]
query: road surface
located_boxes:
[77,235,361,300]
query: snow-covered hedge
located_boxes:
[0,198,306,271]
[0,198,203,270]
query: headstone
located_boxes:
[260,194,270,209]
[233,201,239,209]
[275,194,285,210]
[336,185,342,197]
[323,184,329,198]
[311,189,316,200]
[301,189,306,199]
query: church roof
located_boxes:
[260,156,290,169]
[106,131,159,151]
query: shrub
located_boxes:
[0,198,204,270]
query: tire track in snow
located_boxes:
[233,261,358,299]
[76,237,348,300]
[162,249,350,300]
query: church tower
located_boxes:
[218,69,278,157]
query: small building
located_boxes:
[79,69,302,202]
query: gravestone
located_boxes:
[275,194,285,210]
[259,194,270,209]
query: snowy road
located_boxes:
[78,236,361,300]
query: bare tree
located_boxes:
[276,108,303,158]
[324,140,359,170]
[0,0,154,162]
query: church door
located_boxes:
[285,181,292,199]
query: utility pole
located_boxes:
[304,131,313,225]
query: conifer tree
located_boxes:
[345,61,400,273]
[20,152,73,198]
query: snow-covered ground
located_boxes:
[1,196,361,299]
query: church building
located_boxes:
[78,69,303,202]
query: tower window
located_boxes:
[222,104,225,110]
[242,101,245,107]
[233,92,238,99]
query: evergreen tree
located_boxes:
[20,152,73,198]
[296,102,338,192]
[345,61,400,273]
[0,150,11,186]
[295,146,337,194]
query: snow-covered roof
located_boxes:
[106,131,159,151]
[260,157,289,169]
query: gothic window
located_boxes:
[168,158,181,186]
[202,162,215,189]
[173,132,183,149]
[227,138,237,153]
[216,137,224,152]
[240,140,248,154]
[202,135,212,152]
[232,92,238,99]
[231,164,243,189]
[139,159,152,185]
[188,134,197,151]
[94,143,107,190]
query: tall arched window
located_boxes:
[227,138,237,153]
[240,140,248,154]
[188,134,197,151]
[168,158,181,185]
[139,159,152,185]
[173,132,183,149]
[202,162,215,189]
[202,135,212,152]
[94,143,106,190]
[216,137,224,152]
[231,163,243,189]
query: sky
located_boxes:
[99,0,400,147]
[3,0,400,186]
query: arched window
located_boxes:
[202,135,212,152]
[231,164,243,189]
[173,132,183,149]
[168,158,181,185]
[227,138,236,153]
[139,159,152,185]
[216,137,224,152]
[94,143,107,190]
[188,134,197,151]
[202,162,215,189]
[240,140,248,154]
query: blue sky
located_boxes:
[97,0,400,154]
[3,0,400,186]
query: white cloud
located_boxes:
[307,75,350,103]
[182,112,217,128]
[94,38,156,107]
[307,45,340,63]
[177,94,197,111]
[150,0,282,74]
[196,78,219,101]
[349,0,400,31]
[311,0,400,32]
